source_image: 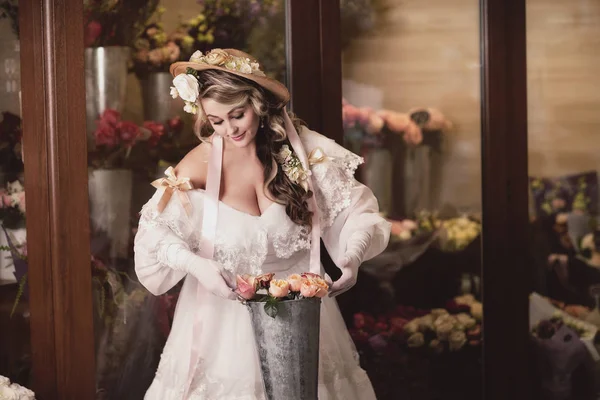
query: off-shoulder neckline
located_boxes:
[187,188,280,219]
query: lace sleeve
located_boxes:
[134,188,199,295]
[301,128,391,265]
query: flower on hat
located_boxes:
[170,73,200,114]
[192,48,266,77]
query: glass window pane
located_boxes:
[83,2,287,398]
[0,0,32,393]
[339,1,483,398]
[527,1,600,398]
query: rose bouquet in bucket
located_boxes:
[235,272,329,400]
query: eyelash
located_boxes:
[212,114,244,126]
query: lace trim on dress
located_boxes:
[312,153,364,229]
[272,223,311,259]
[213,229,268,276]
[139,204,189,241]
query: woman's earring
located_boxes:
[261,118,265,128]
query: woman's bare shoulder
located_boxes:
[174,142,211,190]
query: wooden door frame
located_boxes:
[19,0,531,399]
[480,0,531,398]
[19,1,95,399]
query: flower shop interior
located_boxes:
[0,0,599,399]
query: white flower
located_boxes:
[169,86,179,99]
[239,62,253,74]
[276,145,292,163]
[172,74,199,103]
[0,385,18,400]
[183,101,198,115]
[6,181,23,194]
[398,230,411,240]
[189,50,203,63]
[10,383,34,399]
[581,233,594,250]
[449,330,467,351]
[401,219,418,231]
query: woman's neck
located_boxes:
[223,138,258,160]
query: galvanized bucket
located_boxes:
[247,298,321,400]
[138,72,179,123]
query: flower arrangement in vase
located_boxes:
[236,272,329,318]
[89,109,174,170]
[84,0,160,48]
[343,99,453,147]
[131,7,184,78]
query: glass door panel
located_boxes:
[527,1,600,398]
[0,0,32,393]
[82,1,288,398]
[338,1,483,398]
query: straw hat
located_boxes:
[169,48,290,107]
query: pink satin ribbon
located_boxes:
[184,135,223,399]
[282,109,322,275]
[184,111,321,397]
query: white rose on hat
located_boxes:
[171,74,200,103]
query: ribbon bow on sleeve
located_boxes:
[151,166,194,216]
[308,147,330,166]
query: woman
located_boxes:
[134,48,390,399]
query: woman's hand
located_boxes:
[328,229,373,297]
[328,255,360,297]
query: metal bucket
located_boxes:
[247,298,321,400]
[85,46,130,134]
[138,72,179,123]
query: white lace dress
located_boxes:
[134,128,391,399]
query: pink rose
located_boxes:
[166,41,181,62]
[299,274,329,298]
[117,121,141,147]
[99,109,121,128]
[403,120,423,146]
[93,122,118,148]
[377,110,410,133]
[1,193,12,207]
[85,21,102,47]
[236,274,258,300]
[143,121,165,147]
[16,191,25,213]
[365,113,385,135]
[287,274,303,292]
[256,273,275,289]
[148,49,165,66]
[269,279,290,298]
[168,116,184,134]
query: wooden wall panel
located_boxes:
[341,0,482,211]
[527,0,600,178]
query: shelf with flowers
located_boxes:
[348,294,482,400]
[84,0,161,142]
[342,99,453,217]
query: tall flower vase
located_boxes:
[362,147,393,216]
[88,169,133,259]
[138,72,180,123]
[85,47,130,141]
[247,298,321,400]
